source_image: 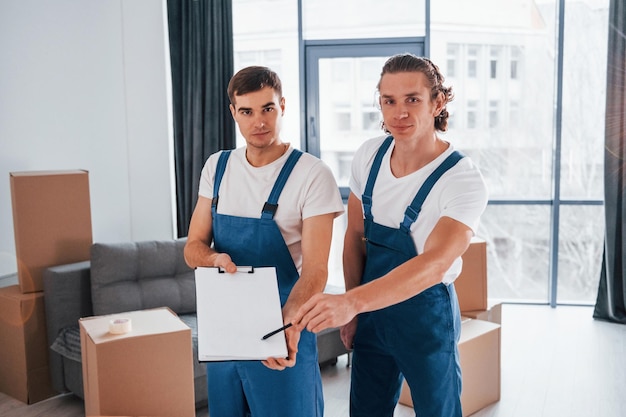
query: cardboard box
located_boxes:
[0,285,56,404]
[456,238,488,312]
[80,308,195,417]
[463,302,503,325]
[399,318,501,416]
[10,170,92,293]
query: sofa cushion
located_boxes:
[90,239,196,316]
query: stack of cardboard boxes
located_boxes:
[399,238,501,417]
[0,170,92,404]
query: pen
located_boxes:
[261,323,293,340]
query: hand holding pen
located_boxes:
[261,323,293,340]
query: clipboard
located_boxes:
[194,266,288,361]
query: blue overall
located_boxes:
[350,136,464,417]
[206,149,323,417]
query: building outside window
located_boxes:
[511,46,521,80]
[467,100,478,129]
[489,100,499,128]
[447,43,459,78]
[490,46,502,79]
[467,45,479,78]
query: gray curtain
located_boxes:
[167,0,236,237]
[593,0,626,323]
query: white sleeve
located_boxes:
[439,159,488,234]
[198,152,223,199]
[302,159,345,220]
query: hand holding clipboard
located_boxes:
[194,266,288,361]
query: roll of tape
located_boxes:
[108,317,132,334]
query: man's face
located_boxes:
[378,71,442,141]
[230,86,285,150]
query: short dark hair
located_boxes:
[227,66,282,105]
[378,53,454,132]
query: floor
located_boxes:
[468,304,626,417]
[1,304,624,417]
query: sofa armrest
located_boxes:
[42,261,92,393]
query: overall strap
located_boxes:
[400,150,465,233]
[362,136,394,221]
[211,150,232,214]
[261,149,303,220]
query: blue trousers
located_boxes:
[206,336,323,417]
[350,283,463,417]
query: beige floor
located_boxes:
[322,304,626,417]
[1,304,624,417]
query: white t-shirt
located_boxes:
[199,146,345,273]
[349,136,488,284]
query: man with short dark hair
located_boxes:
[185,66,344,417]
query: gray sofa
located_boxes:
[43,238,348,409]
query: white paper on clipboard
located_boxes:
[194,266,288,361]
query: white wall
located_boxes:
[0,0,175,280]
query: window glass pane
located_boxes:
[232,0,300,149]
[510,46,520,79]
[334,109,351,131]
[318,56,388,187]
[468,60,478,78]
[303,0,425,40]
[447,43,460,78]
[231,0,610,307]
[431,1,557,200]
[467,45,479,78]
[489,100,499,128]
[557,205,604,303]
[509,100,520,128]
[332,60,352,83]
[560,0,608,199]
[328,209,347,289]
[362,108,380,131]
[489,45,501,79]
[467,100,478,129]
[479,205,551,302]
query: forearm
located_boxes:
[283,212,335,321]
[184,196,223,269]
[345,251,446,314]
[183,239,220,268]
[345,217,473,314]
[282,263,328,321]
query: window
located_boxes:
[448,59,456,77]
[510,46,521,80]
[467,45,479,78]
[236,49,282,75]
[447,109,456,130]
[332,60,351,83]
[334,108,351,131]
[467,100,478,129]
[232,0,609,305]
[447,44,459,77]
[490,46,502,79]
[362,107,380,131]
[509,100,520,128]
[302,0,425,40]
[489,100,499,128]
